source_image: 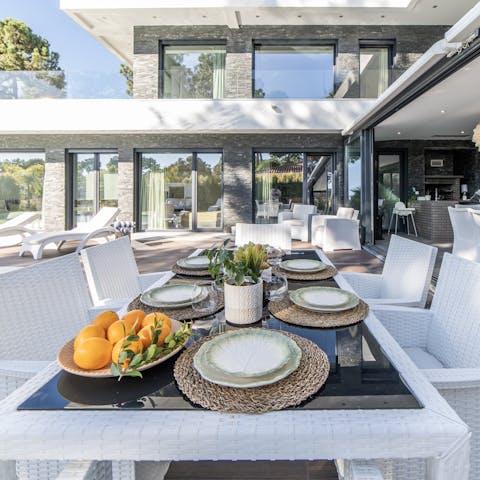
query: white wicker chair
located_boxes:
[448,207,480,262]
[277,204,317,241]
[80,236,169,306]
[341,235,437,308]
[235,223,292,250]
[0,253,113,480]
[372,252,480,479]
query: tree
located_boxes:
[0,18,65,98]
[120,64,133,97]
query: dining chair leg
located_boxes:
[395,214,398,234]
[388,212,394,234]
[406,215,410,235]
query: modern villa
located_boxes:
[1,0,480,247]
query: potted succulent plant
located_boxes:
[207,243,268,325]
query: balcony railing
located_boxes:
[0,70,130,99]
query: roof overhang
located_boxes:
[60,0,479,65]
[0,98,375,135]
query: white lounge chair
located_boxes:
[341,235,437,308]
[235,222,292,250]
[19,207,119,260]
[372,253,480,479]
[277,203,317,241]
[0,211,40,247]
[80,236,170,306]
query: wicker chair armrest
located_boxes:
[423,368,480,389]
[310,214,336,230]
[371,305,433,348]
[341,272,383,298]
[278,211,293,223]
[139,271,171,291]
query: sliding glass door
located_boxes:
[70,151,118,227]
[254,151,334,223]
[138,151,222,231]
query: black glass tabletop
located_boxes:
[18,250,421,412]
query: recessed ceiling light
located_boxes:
[339,14,343,18]
[397,131,401,135]
[256,14,260,18]
[152,15,157,19]
[202,15,207,18]
[432,4,438,8]
[461,130,465,134]
[297,15,302,18]
[440,109,446,114]
[381,15,385,18]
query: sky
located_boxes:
[0,0,128,98]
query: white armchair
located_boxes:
[372,253,480,479]
[342,235,437,307]
[277,203,316,241]
[310,207,360,250]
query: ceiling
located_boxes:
[60,0,479,64]
[374,54,480,141]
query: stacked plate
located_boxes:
[290,286,359,313]
[140,284,207,309]
[193,329,302,388]
[176,255,210,270]
[279,258,327,273]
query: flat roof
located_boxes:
[60,0,478,64]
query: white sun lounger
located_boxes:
[0,211,41,247]
[19,207,120,260]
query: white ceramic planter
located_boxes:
[223,279,263,325]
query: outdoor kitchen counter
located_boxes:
[411,200,455,242]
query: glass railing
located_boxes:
[0,70,130,99]
[0,69,383,100]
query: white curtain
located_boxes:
[142,171,166,230]
[212,53,225,99]
[377,48,389,97]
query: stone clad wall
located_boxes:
[0,133,343,230]
[133,24,448,99]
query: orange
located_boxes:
[73,337,112,370]
[112,337,144,368]
[121,310,145,333]
[138,323,171,349]
[74,324,105,351]
[107,320,136,344]
[91,310,119,330]
[141,312,172,330]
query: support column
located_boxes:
[133,54,159,99]
[43,149,66,230]
[117,147,135,222]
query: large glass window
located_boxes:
[308,155,333,214]
[163,45,226,99]
[139,151,222,231]
[345,139,361,212]
[254,45,335,99]
[71,152,118,227]
[0,151,45,225]
[360,46,391,98]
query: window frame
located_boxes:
[252,40,338,99]
[358,39,396,98]
[159,40,227,99]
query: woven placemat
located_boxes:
[128,292,224,321]
[174,330,329,414]
[273,265,337,281]
[172,264,211,277]
[268,296,369,329]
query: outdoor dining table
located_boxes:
[0,249,471,480]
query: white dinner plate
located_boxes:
[279,259,327,273]
[289,286,359,313]
[176,256,210,270]
[140,284,207,308]
[194,330,302,388]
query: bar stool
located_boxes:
[388,201,418,236]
